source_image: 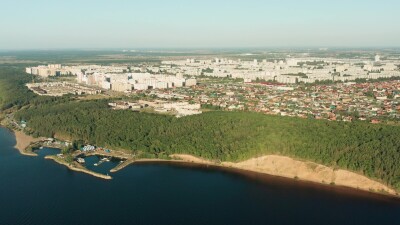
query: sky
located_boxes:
[1,0,399,49]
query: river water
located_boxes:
[0,127,399,225]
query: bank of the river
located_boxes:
[105,153,398,196]
[4,125,398,197]
[0,111,43,156]
[13,130,44,156]
[2,123,400,225]
[170,154,398,196]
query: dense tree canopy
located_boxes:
[0,67,37,110]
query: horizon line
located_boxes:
[1,46,400,52]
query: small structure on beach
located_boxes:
[20,120,27,128]
[81,145,96,152]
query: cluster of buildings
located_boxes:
[26,64,197,92]
[26,82,102,96]
[161,56,400,84]
[81,145,96,152]
[24,54,400,121]
[76,72,197,92]
[140,79,400,122]
[26,54,400,88]
[108,100,202,117]
[242,81,400,122]
[26,64,68,77]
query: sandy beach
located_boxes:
[13,130,43,156]
[172,154,397,196]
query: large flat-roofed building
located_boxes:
[101,81,111,90]
[185,78,197,86]
[133,83,149,91]
[37,67,56,77]
[111,82,132,92]
[26,64,64,78]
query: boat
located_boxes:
[94,163,98,166]
[77,158,85,164]
[39,147,43,150]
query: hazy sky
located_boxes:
[1,0,399,49]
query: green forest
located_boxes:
[2,67,400,190]
[0,67,37,110]
[0,66,71,111]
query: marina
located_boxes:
[84,155,120,175]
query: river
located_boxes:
[0,127,399,225]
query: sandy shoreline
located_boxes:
[13,130,43,156]
[171,154,398,196]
